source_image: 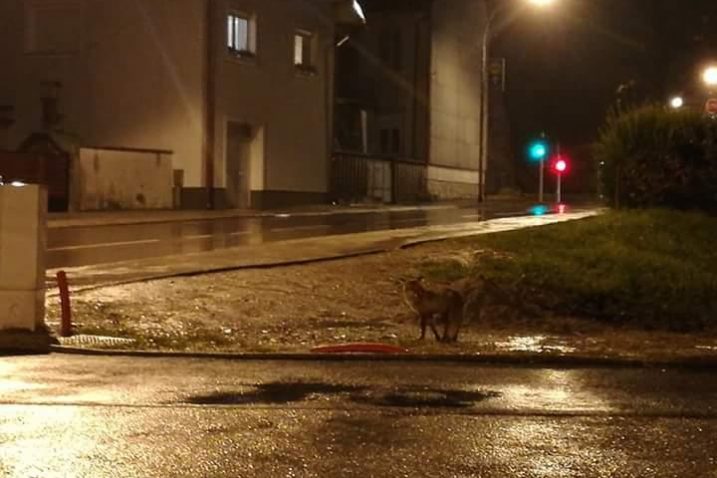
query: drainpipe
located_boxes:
[326,31,334,205]
[203,0,216,209]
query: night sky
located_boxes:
[492,0,717,189]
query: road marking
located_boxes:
[49,239,162,252]
[187,231,252,239]
[492,211,527,218]
[269,225,332,233]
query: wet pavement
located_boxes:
[47,201,591,269]
[1,355,716,477]
[46,208,600,291]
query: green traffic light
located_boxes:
[528,140,549,161]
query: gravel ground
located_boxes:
[45,241,717,359]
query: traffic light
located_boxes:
[552,156,568,174]
[551,154,570,204]
[527,139,549,162]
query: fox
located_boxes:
[402,278,464,342]
[402,275,535,343]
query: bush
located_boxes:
[595,106,717,213]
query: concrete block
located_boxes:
[0,184,47,332]
[0,289,45,332]
[0,185,46,290]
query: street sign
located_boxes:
[705,98,717,115]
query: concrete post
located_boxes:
[0,184,47,332]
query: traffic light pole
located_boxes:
[539,158,545,203]
[556,171,562,204]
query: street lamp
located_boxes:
[703,66,717,88]
[669,96,684,109]
[478,0,557,202]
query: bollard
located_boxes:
[56,271,73,337]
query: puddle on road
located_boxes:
[184,381,500,409]
[187,382,364,405]
[494,335,577,354]
[354,388,500,409]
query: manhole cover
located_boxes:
[58,335,136,347]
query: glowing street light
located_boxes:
[669,96,684,109]
[478,0,558,202]
[703,66,717,88]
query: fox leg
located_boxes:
[432,314,444,342]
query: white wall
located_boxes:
[76,148,173,210]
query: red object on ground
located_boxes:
[311,343,409,354]
[56,270,73,337]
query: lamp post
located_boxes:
[478,0,556,202]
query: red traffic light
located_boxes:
[551,155,569,174]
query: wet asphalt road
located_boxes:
[1,355,716,477]
[46,205,538,269]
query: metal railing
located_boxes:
[330,152,429,204]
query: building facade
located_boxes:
[333,0,487,202]
[0,0,361,210]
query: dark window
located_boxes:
[380,129,390,154]
[379,29,403,71]
[391,129,401,155]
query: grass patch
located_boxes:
[422,210,717,332]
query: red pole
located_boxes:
[56,270,72,337]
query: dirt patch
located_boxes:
[45,241,717,359]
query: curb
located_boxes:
[47,247,389,296]
[49,345,717,370]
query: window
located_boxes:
[294,30,315,72]
[380,128,401,155]
[379,29,402,71]
[227,12,255,56]
[391,129,401,155]
[380,129,390,154]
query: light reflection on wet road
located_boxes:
[47,205,548,268]
[1,356,716,477]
